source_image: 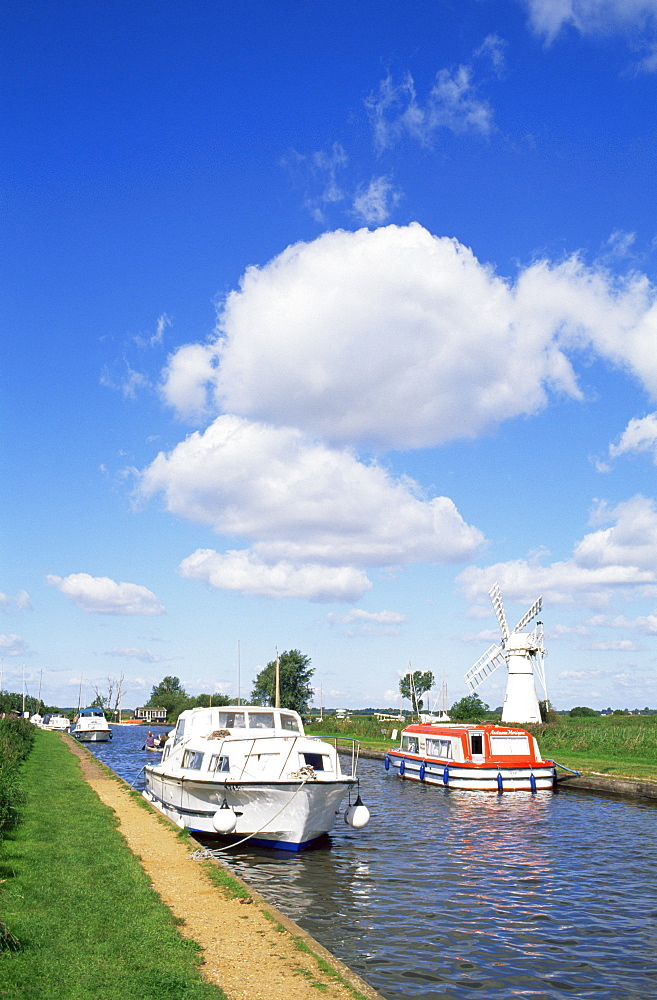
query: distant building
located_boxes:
[135,706,167,722]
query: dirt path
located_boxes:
[65,738,382,1000]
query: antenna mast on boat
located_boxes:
[237,639,241,706]
[275,650,281,708]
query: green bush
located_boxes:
[0,717,35,834]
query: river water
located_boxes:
[92,726,657,1000]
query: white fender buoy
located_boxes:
[213,799,237,834]
[344,795,370,829]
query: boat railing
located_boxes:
[325,737,361,778]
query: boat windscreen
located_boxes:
[248,711,274,729]
[216,711,246,729]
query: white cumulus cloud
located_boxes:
[459,495,657,609]
[161,224,657,450]
[46,573,165,616]
[139,414,484,574]
[179,549,371,602]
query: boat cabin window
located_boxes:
[401,735,419,753]
[209,754,230,772]
[249,712,274,729]
[470,734,484,755]
[182,750,204,770]
[489,735,530,755]
[280,712,301,732]
[426,738,452,759]
[216,711,246,729]
[173,717,185,744]
[247,752,281,772]
[301,752,330,771]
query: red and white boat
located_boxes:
[385,721,555,792]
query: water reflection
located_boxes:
[91,731,657,1000]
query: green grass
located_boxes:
[0,730,227,1000]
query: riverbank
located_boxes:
[1,730,383,1000]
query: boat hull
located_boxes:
[72,729,111,742]
[143,769,355,850]
[386,751,555,791]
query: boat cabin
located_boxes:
[398,723,544,764]
[171,706,305,745]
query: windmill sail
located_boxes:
[464,644,506,692]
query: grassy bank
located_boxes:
[308,714,657,782]
[0,729,227,1000]
[525,715,657,781]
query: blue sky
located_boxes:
[4,0,657,712]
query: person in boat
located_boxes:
[156,732,167,748]
[145,731,155,748]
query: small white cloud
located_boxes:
[178,549,371,603]
[604,230,636,259]
[46,573,165,616]
[366,65,495,153]
[474,34,508,76]
[585,639,641,651]
[523,0,657,73]
[134,312,172,349]
[100,359,149,400]
[0,633,30,656]
[609,412,657,463]
[523,0,657,43]
[104,647,165,663]
[353,176,401,225]
[0,590,32,613]
[326,608,408,625]
[280,143,348,223]
[326,607,408,634]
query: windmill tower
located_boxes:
[464,583,547,724]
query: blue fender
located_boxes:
[399,758,406,776]
[530,772,537,793]
[384,754,390,771]
[442,765,450,785]
[419,762,426,781]
[497,771,503,792]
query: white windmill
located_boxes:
[464,583,547,724]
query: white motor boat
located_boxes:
[39,713,71,733]
[70,707,112,742]
[143,706,369,851]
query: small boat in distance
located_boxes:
[39,713,71,733]
[143,705,370,850]
[385,721,555,792]
[70,707,112,742]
